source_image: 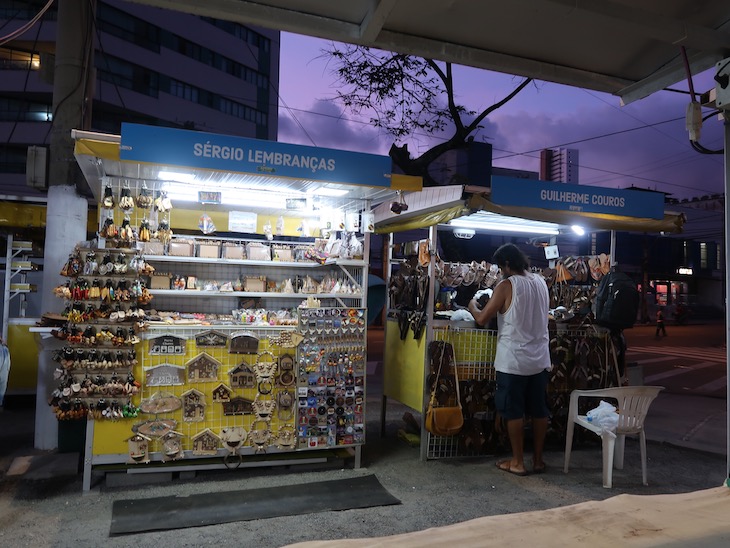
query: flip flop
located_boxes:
[496,459,528,476]
[532,462,547,474]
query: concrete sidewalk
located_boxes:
[646,392,727,455]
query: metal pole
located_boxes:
[722,110,730,487]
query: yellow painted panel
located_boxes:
[383,320,426,411]
[0,203,46,228]
[7,324,38,392]
[390,173,423,191]
[92,419,133,455]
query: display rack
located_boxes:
[63,235,370,490]
[2,234,41,342]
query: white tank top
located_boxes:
[494,272,551,375]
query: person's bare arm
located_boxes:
[468,279,511,327]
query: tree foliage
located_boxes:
[322,43,532,185]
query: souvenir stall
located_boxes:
[374,178,686,461]
[48,123,404,490]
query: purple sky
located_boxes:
[277,33,725,201]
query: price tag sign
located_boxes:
[149,335,187,355]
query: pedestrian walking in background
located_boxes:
[655,307,667,338]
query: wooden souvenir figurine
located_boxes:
[211,383,233,403]
[161,430,185,462]
[191,428,221,456]
[181,388,206,422]
[126,432,152,464]
[186,352,221,382]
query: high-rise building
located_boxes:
[0,0,280,198]
[539,147,579,183]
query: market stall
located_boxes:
[49,123,407,489]
[373,179,686,461]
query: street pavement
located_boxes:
[623,322,728,456]
[0,322,728,547]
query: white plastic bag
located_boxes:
[586,400,619,433]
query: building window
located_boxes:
[97,2,160,52]
[718,243,723,271]
[0,47,41,70]
[0,144,27,174]
[0,97,52,122]
[700,242,707,269]
[96,54,159,97]
[201,17,271,53]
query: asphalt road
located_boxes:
[624,322,727,398]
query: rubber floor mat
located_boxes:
[110,474,400,535]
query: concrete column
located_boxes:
[35,0,94,450]
[36,187,88,450]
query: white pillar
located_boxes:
[35,186,88,450]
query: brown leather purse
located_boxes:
[425,335,463,437]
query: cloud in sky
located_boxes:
[278,33,725,200]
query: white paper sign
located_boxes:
[228,211,257,233]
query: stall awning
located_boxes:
[72,127,401,215]
[373,185,686,234]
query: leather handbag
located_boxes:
[425,335,463,437]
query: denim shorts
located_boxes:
[494,369,550,420]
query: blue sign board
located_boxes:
[491,176,665,220]
[120,123,392,187]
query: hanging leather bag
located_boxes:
[425,333,463,436]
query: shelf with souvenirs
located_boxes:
[48,245,151,422]
[59,179,371,489]
[383,229,625,461]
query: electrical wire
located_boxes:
[0,0,55,46]
[42,0,94,144]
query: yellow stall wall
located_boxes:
[7,320,39,394]
[384,319,427,411]
[384,322,498,413]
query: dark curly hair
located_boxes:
[491,243,529,273]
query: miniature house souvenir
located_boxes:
[229,363,256,389]
[222,396,254,416]
[195,330,228,348]
[186,352,221,382]
[229,331,260,354]
[181,389,206,422]
[161,430,185,462]
[126,432,152,464]
[211,383,233,403]
[191,428,220,455]
[144,363,185,387]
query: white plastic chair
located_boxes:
[563,386,664,488]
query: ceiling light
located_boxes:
[312,188,349,197]
[159,171,196,183]
[571,225,585,235]
[449,218,559,235]
[453,228,475,239]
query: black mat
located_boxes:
[110,474,400,535]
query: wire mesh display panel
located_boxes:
[132,325,301,459]
[427,326,497,459]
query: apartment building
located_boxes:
[0,0,280,199]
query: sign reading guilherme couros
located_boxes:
[149,335,187,355]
